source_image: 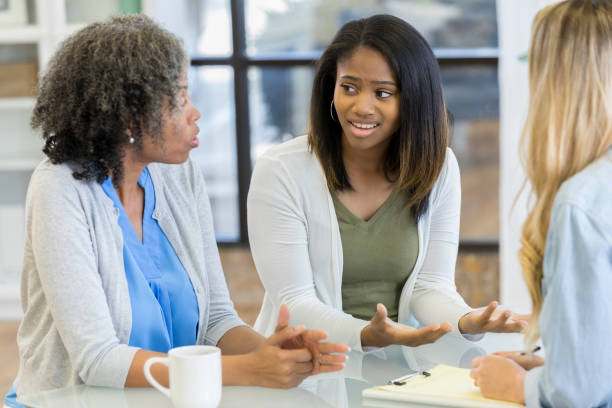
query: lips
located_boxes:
[347,120,380,137]
[348,120,380,129]
[190,126,200,148]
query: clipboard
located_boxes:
[362,364,523,408]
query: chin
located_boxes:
[345,134,386,150]
[162,153,190,165]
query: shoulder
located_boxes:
[149,159,205,196]
[441,147,460,179]
[28,158,95,199]
[553,150,612,224]
[256,135,313,165]
[428,147,460,201]
[251,135,322,184]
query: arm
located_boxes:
[409,150,527,337]
[524,203,612,407]
[247,156,368,350]
[127,308,347,388]
[409,149,475,336]
[28,169,139,387]
[125,325,312,388]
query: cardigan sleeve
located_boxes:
[247,155,369,351]
[408,149,476,339]
[26,168,139,388]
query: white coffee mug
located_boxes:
[144,345,222,408]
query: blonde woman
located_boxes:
[470,1,612,406]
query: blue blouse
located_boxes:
[6,167,200,407]
[99,167,199,352]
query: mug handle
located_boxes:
[143,356,170,397]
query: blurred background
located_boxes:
[0,0,548,395]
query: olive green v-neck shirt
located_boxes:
[332,189,419,322]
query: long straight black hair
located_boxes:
[308,14,450,220]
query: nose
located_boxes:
[352,92,375,116]
[190,102,201,123]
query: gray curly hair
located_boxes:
[32,14,187,185]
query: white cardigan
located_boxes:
[247,136,474,351]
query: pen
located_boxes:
[520,345,541,356]
[387,370,431,385]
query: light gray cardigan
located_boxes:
[14,158,245,397]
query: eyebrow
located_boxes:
[340,75,397,86]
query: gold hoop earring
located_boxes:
[330,99,338,122]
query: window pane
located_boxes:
[154,0,232,57]
[246,0,497,54]
[248,66,314,162]
[442,65,499,240]
[188,66,239,242]
[65,1,120,23]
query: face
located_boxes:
[139,70,201,164]
[333,46,400,153]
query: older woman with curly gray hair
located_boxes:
[4,14,346,407]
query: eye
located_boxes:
[376,90,393,99]
[340,84,357,94]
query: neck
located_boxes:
[341,135,388,175]
[112,148,148,205]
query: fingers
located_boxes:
[300,329,328,343]
[478,303,531,333]
[315,342,349,354]
[395,323,451,347]
[317,363,345,373]
[504,319,528,333]
[313,352,346,374]
[371,303,388,326]
[492,350,519,357]
[275,304,290,333]
[280,348,312,363]
[267,325,305,347]
[304,344,321,374]
[294,361,314,374]
[477,301,498,325]
[319,353,347,365]
[513,313,531,321]
[469,359,481,387]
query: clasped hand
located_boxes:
[247,304,348,388]
[470,351,544,404]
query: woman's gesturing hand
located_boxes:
[360,303,451,348]
[458,301,529,335]
[274,304,348,375]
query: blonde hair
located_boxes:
[519,0,612,345]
